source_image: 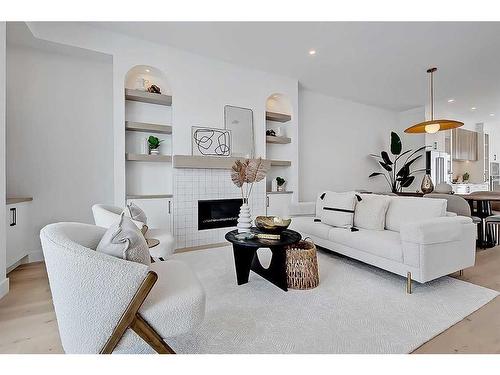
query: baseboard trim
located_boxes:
[28,249,44,263]
[175,242,228,254]
[0,277,9,300]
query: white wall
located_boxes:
[6,44,113,256]
[0,22,7,298]
[299,88,405,201]
[26,22,300,206]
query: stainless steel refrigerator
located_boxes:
[426,150,452,186]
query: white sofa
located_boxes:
[289,194,476,292]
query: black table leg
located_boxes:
[250,246,288,291]
[232,244,256,285]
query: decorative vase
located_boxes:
[421,174,434,194]
[277,184,285,192]
[237,199,252,233]
[150,148,160,155]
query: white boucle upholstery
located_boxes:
[92,203,175,258]
[40,222,206,354]
[385,196,447,232]
[353,194,390,230]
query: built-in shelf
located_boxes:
[126,194,173,199]
[270,160,291,167]
[266,135,291,144]
[266,111,291,123]
[125,121,172,134]
[6,197,33,205]
[125,89,172,106]
[126,153,172,162]
[172,155,291,170]
[266,191,293,195]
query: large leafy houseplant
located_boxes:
[369,132,426,193]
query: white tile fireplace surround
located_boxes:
[173,168,266,250]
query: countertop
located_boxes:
[6,197,33,205]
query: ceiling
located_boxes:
[91,22,500,122]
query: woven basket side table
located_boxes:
[285,238,319,290]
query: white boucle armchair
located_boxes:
[92,204,175,260]
[40,222,206,354]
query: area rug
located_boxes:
[167,246,498,354]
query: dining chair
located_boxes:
[40,222,206,353]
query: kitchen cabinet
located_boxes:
[452,128,478,161]
[126,197,173,232]
[266,192,292,217]
[6,200,32,269]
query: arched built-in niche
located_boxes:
[124,65,174,230]
[265,93,294,211]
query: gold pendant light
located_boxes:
[405,67,463,134]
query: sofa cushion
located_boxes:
[320,191,357,228]
[354,194,391,230]
[124,202,148,225]
[385,196,447,232]
[289,216,332,240]
[328,227,403,262]
[96,214,151,266]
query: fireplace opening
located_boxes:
[198,198,243,230]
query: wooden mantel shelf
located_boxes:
[173,155,291,170]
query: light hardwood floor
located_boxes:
[0,248,499,354]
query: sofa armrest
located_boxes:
[289,201,316,217]
[400,216,473,244]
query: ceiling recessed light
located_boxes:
[308,49,316,56]
[447,99,455,103]
[490,113,495,117]
[145,69,150,73]
[471,107,477,111]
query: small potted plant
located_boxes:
[148,136,163,155]
[276,176,286,192]
[463,172,470,183]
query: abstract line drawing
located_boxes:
[192,127,231,157]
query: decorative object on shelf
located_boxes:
[405,67,464,134]
[255,216,291,234]
[420,173,434,194]
[147,84,161,94]
[230,158,270,233]
[369,132,426,193]
[141,137,149,154]
[192,126,231,157]
[276,176,286,192]
[148,135,164,155]
[463,172,470,183]
[275,126,285,137]
[266,129,276,136]
[286,238,319,290]
[224,106,254,158]
[134,77,150,91]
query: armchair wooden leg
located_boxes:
[131,313,175,354]
[100,271,175,354]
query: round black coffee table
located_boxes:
[225,228,301,291]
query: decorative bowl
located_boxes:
[255,216,291,234]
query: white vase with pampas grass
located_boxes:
[230,158,270,233]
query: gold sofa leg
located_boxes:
[406,272,412,294]
[100,271,175,354]
[459,269,464,277]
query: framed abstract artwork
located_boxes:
[192,126,231,157]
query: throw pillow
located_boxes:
[96,213,151,266]
[124,202,148,225]
[320,191,357,228]
[354,194,391,230]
